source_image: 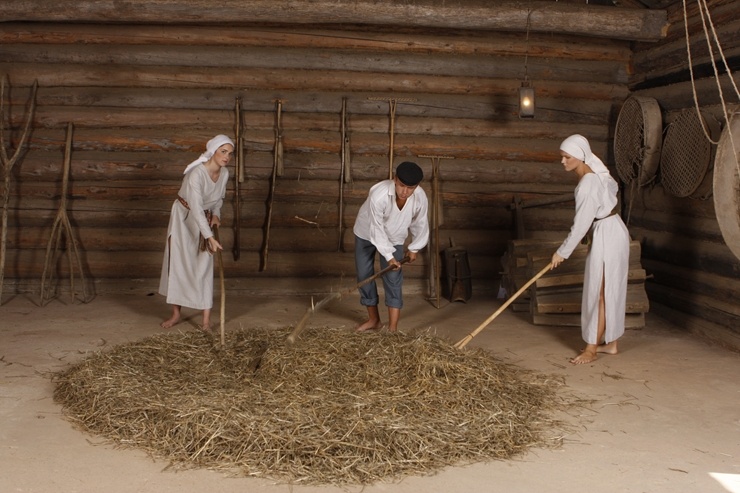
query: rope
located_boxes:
[683,0,739,178]
[523,9,531,81]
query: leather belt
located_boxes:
[176,196,214,253]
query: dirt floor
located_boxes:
[1,287,739,493]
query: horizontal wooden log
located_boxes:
[12,127,609,161]
[641,258,740,307]
[624,184,717,219]
[632,77,740,112]
[631,17,740,84]
[0,249,503,279]
[0,23,632,61]
[6,226,507,255]
[626,210,724,243]
[14,107,613,143]
[658,0,737,43]
[0,44,630,83]
[647,283,739,331]
[649,303,740,350]
[0,63,626,104]
[12,150,587,185]
[7,196,554,234]
[0,1,669,41]
[631,228,740,277]
[7,178,576,208]
[5,88,628,122]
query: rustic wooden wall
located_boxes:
[0,18,632,296]
[628,0,740,347]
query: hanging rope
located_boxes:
[682,0,739,177]
[523,8,532,82]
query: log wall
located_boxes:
[628,0,740,348]
[0,19,631,296]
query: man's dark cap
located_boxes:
[396,161,423,186]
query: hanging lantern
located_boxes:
[519,80,535,118]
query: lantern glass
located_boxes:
[518,84,535,118]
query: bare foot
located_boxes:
[596,341,618,355]
[160,315,180,329]
[570,345,598,365]
[198,324,212,333]
[355,319,383,332]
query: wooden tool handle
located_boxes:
[286,256,411,344]
[454,262,552,350]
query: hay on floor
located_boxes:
[53,327,572,485]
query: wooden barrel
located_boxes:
[713,112,740,261]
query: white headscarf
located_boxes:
[183,134,235,174]
[559,134,609,176]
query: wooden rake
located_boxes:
[40,122,90,305]
[453,262,552,350]
[0,77,37,304]
[287,256,410,344]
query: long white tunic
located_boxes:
[353,180,430,261]
[556,173,630,344]
[158,165,228,310]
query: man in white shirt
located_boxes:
[353,161,430,332]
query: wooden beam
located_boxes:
[0,1,668,41]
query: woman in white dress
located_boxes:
[159,135,235,331]
[551,135,630,365]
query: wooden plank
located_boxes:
[0,1,669,41]
[535,268,647,289]
[641,258,740,305]
[8,86,628,116]
[0,62,626,107]
[14,149,584,185]
[647,283,740,330]
[528,241,643,271]
[631,228,740,278]
[626,210,724,243]
[18,127,605,162]
[532,283,649,314]
[0,44,630,83]
[6,226,509,255]
[631,17,740,83]
[0,23,633,62]
[0,249,504,279]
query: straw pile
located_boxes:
[53,327,572,485]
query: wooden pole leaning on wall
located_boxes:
[419,154,454,309]
[338,97,352,252]
[0,76,37,305]
[40,122,90,306]
[233,96,242,261]
[261,99,284,271]
[367,96,417,179]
